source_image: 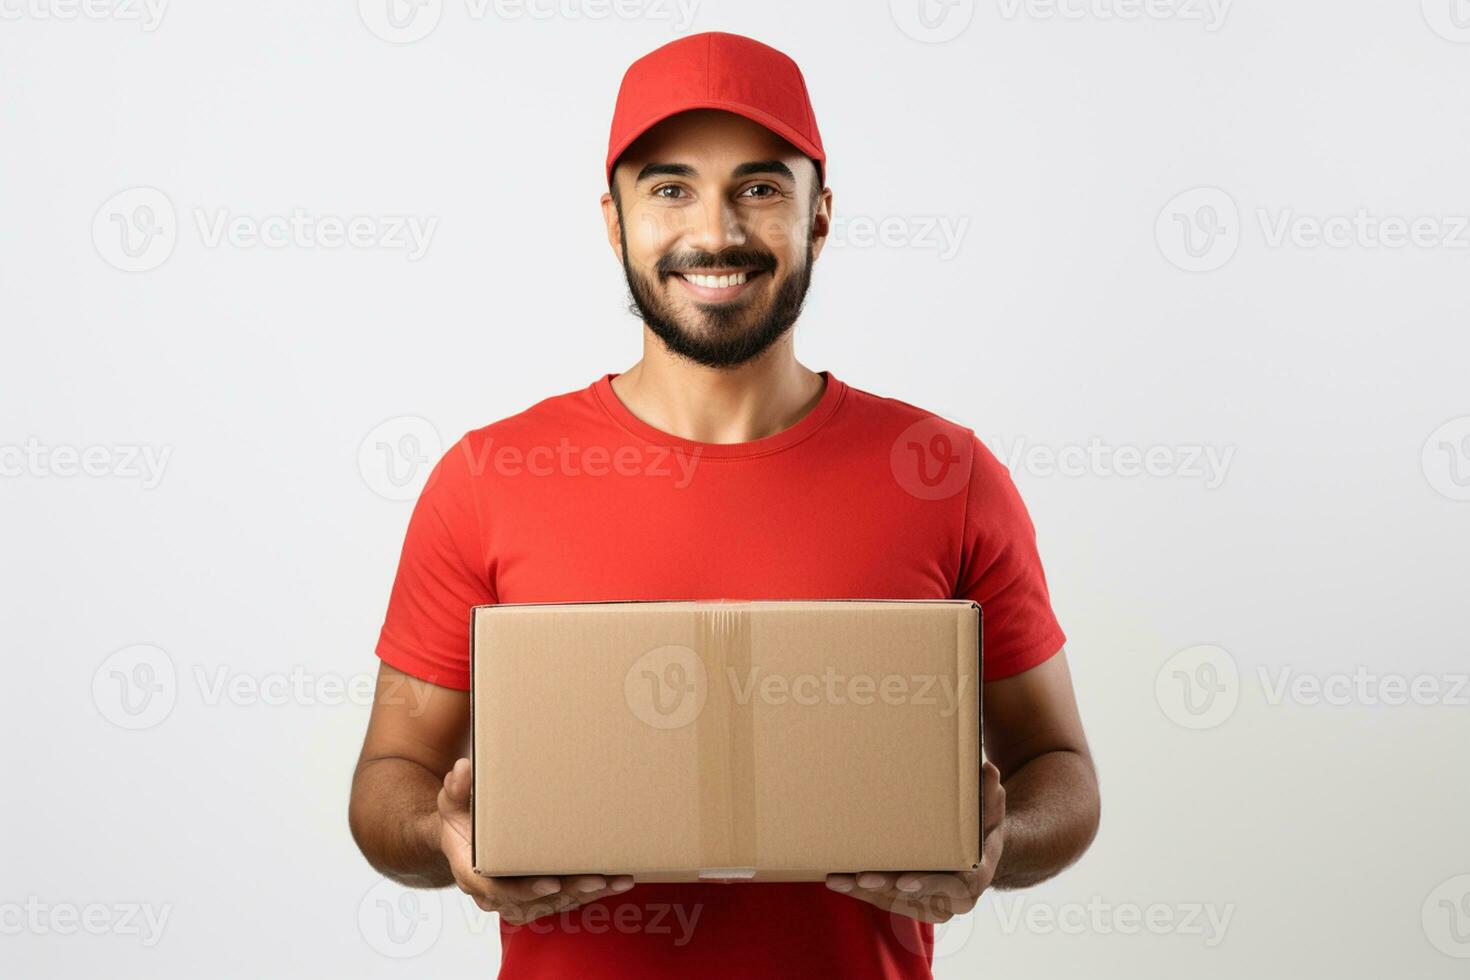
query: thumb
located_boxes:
[440,757,471,810]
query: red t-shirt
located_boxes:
[376,371,1066,979]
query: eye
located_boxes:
[652,184,687,200]
[740,183,780,200]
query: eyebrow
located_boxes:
[635,159,797,183]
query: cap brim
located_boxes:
[606,100,824,187]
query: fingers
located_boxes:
[484,875,565,903]
[530,875,635,920]
[826,871,979,923]
[457,876,565,923]
[469,874,637,925]
[563,874,636,899]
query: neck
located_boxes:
[610,332,825,444]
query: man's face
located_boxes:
[603,109,830,369]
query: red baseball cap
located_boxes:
[605,31,825,188]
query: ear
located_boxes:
[809,184,833,263]
[601,186,624,264]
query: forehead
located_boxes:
[619,108,806,177]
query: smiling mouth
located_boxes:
[670,268,766,302]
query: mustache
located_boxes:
[658,250,777,277]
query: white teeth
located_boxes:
[684,271,748,288]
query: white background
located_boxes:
[3,1,1469,976]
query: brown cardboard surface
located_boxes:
[471,600,981,883]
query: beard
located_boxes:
[620,227,815,370]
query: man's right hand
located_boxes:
[437,757,635,925]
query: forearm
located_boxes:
[991,749,1100,890]
[348,756,452,888]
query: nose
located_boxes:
[684,192,747,255]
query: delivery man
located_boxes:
[349,31,1100,979]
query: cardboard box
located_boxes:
[471,600,981,883]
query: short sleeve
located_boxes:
[374,437,494,690]
[955,435,1067,680]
